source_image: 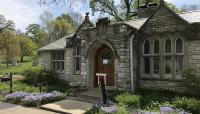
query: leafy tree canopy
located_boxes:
[17,35,37,62]
[40,0,182,21]
[0,15,15,32]
[0,30,19,68]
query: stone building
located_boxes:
[38,0,200,93]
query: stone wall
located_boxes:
[141,6,187,35]
[38,51,51,70]
[139,80,185,92]
[187,39,200,77]
[78,23,135,90]
[137,5,191,93]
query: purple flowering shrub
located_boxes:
[21,91,65,106]
[5,92,31,103]
[5,91,65,107]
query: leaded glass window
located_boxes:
[144,57,150,74]
[154,40,159,54]
[165,39,171,53]
[165,56,172,74]
[74,45,81,74]
[100,51,112,65]
[176,38,183,53]
[51,51,65,72]
[144,40,150,54]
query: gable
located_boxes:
[140,5,188,34]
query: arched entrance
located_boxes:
[94,45,115,87]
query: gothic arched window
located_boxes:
[144,40,150,54]
[175,37,184,74]
[165,39,171,53]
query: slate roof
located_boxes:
[179,11,200,23]
[123,18,148,29]
[38,33,74,51]
[38,11,200,51]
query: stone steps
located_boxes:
[66,96,97,104]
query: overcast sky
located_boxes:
[0,0,200,32]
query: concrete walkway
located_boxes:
[0,101,57,114]
[41,98,93,114]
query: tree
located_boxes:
[57,12,84,29]
[68,12,84,27]
[45,18,74,42]
[41,0,182,21]
[0,15,15,32]
[39,12,76,45]
[0,30,19,68]
[25,24,41,42]
[90,0,182,20]
[17,35,37,62]
[40,10,53,26]
[181,4,200,12]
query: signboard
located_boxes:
[0,73,13,93]
[0,77,11,82]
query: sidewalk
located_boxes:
[0,101,57,114]
[41,98,93,114]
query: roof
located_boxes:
[38,33,74,51]
[38,10,200,52]
[179,11,200,23]
[123,18,148,29]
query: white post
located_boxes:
[96,73,107,99]
[96,73,107,85]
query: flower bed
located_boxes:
[5,91,65,107]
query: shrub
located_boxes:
[21,91,65,107]
[174,97,200,114]
[182,69,200,89]
[115,92,140,109]
[6,91,65,107]
[5,92,31,103]
[115,106,129,114]
[22,67,58,85]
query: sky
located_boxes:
[0,0,200,32]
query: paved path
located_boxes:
[41,98,93,114]
[0,101,57,114]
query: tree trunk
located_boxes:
[6,48,9,69]
[21,56,24,62]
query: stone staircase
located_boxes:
[77,89,102,101]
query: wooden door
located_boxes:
[94,45,115,87]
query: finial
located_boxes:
[86,12,89,16]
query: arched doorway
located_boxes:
[94,45,115,87]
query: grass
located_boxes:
[0,79,69,94]
[0,80,39,93]
[0,56,37,75]
[0,62,37,75]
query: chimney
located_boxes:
[160,0,164,5]
[138,2,158,18]
[96,17,110,26]
[96,17,110,34]
[85,12,89,20]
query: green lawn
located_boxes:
[0,79,68,93]
[0,62,37,75]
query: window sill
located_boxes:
[140,77,184,82]
[72,73,80,75]
[55,70,65,74]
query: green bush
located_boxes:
[182,69,200,89]
[22,67,58,85]
[174,97,200,114]
[135,89,175,110]
[115,92,140,109]
[115,106,129,114]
